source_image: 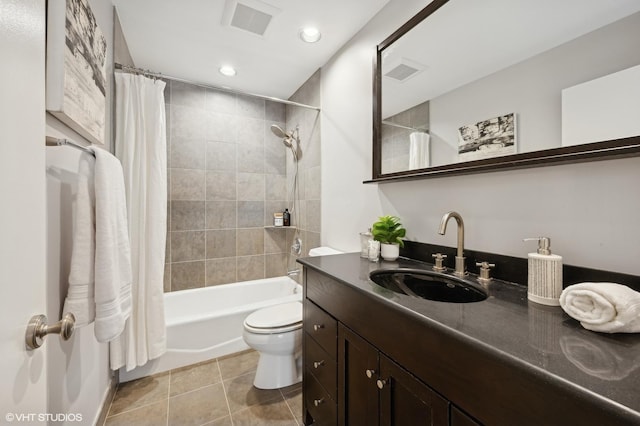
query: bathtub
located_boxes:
[120,276,302,382]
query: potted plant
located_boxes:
[371,215,406,261]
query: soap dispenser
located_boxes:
[523,237,563,306]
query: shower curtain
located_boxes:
[110,72,167,371]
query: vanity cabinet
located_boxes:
[303,270,476,426]
[339,324,449,426]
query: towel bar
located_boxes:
[25,312,75,350]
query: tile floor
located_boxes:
[103,350,302,426]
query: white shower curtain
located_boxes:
[110,72,167,371]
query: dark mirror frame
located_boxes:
[367,0,640,183]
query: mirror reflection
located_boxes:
[379,0,640,175]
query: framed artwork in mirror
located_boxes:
[458,113,516,161]
[46,0,107,145]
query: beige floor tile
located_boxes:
[104,400,167,426]
[282,386,303,420]
[217,349,259,380]
[168,383,229,426]
[170,359,222,396]
[203,415,234,426]
[108,373,170,416]
[224,372,283,414]
[231,399,298,426]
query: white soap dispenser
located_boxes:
[523,237,563,306]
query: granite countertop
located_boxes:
[298,252,640,421]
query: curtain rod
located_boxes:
[115,63,321,111]
[46,136,95,157]
[382,120,429,133]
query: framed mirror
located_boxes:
[369,0,640,182]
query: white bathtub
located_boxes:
[120,276,302,382]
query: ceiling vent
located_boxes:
[383,58,426,82]
[222,0,281,37]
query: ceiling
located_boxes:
[111,0,390,100]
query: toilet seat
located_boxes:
[244,302,302,334]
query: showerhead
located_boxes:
[270,124,288,139]
[270,124,297,148]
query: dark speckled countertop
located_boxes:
[298,252,640,422]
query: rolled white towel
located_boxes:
[560,283,640,333]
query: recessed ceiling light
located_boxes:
[219,65,237,76]
[299,27,321,43]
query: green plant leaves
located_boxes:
[371,215,406,247]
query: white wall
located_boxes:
[45,0,115,423]
[321,0,640,276]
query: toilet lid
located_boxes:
[244,301,302,329]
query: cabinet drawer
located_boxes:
[304,333,337,400]
[304,369,337,426]
[304,300,337,356]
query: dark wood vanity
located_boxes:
[299,253,640,426]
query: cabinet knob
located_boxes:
[365,369,376,379]
[313,324,324,331]
[313,398,325,407]
[376,379,387,389]
[313,360,325,369]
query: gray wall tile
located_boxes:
[236,228,264,256]
[171,201,205,231]
[171,105,207,140]
[236,256,265,281]
[206,111,237,142]
[205,89,236,114]
[206,201,236,229]
[237,201,265,228]
[164,77,317,293]
[206,258,237,286]
[237,173,265,201]
[171,81,206,109]
[171,231,205,262]
[237,95,264,119]
[171,138,206,169]
[171,261,205,291]
[206,171,237,200]
[206,230,236,259]
[206,141,236,172]
[171,169,205,200]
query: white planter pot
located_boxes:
[380,243,400,261]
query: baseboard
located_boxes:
[94,371,118,426]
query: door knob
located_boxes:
[25,312,75,350]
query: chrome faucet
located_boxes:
[438,211,466,277]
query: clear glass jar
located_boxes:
[360,229,372,258]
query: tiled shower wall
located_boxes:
[164,71,321,292]
[286,70,322,268]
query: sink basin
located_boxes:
[369,268,488,303]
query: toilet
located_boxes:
[242,246,342,389]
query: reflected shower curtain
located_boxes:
[110,72,167,371]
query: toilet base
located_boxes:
[253,352,302,389]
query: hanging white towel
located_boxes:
[89,146,133,342]
[409,132,430,170]
[560,282,640,333]
[63,155,96,326]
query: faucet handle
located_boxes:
[432,253,447,272]
[475,261,495,282]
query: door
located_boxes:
[338,324,379,426]
[378,354,449,426]
[0,0,48,417]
